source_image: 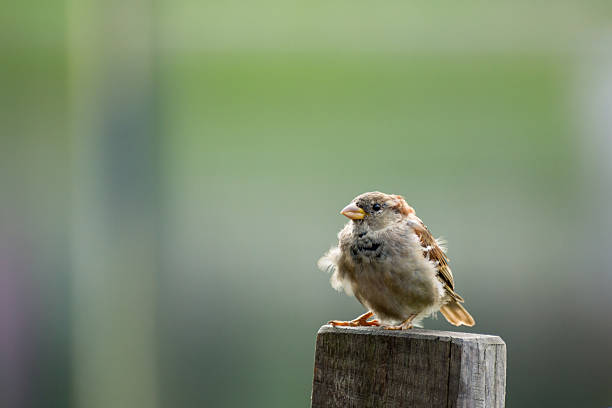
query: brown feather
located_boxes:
[408,214,465,302]
[440,301,475,327]
[392,195,415,216]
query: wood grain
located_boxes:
[311,325,506,408]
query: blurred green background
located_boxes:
[2,1,612,407]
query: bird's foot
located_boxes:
[382,314,417,330]
[328,311,380,327]
[382,323,413,330]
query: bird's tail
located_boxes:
[440,300,475,327]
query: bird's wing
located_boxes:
[408,216,464,302]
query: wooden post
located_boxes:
[311,325,506,408]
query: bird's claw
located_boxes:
[328,319,380,327]
[382,323,413,330]
[382,314,417,330]
[328,311,380,327]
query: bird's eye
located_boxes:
[372,203,382,211]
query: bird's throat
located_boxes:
[350,236,384,260]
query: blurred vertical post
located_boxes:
[68,1,159,407]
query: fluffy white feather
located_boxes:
[317,246,354,295]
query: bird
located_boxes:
[318,191,475,330]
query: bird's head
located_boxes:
[340,191,414,230]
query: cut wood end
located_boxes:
[317,324,505,345]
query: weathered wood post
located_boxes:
[311,325,506,408]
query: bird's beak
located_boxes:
[340,203,366,220]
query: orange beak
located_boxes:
[340,203,366,220]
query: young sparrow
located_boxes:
[318,192,475,329]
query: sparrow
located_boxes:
[318,192,475,329]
